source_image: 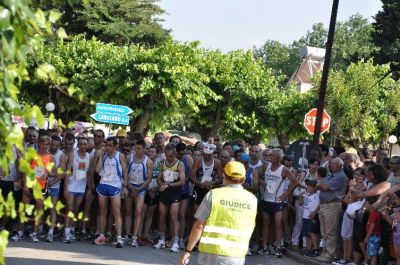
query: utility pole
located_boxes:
[312,0,340,152]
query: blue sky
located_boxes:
[158,0,382,52]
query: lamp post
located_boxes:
[388,135,398,157]
[45,102,55,129]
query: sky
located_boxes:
[158,0,383,52]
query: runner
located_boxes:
[82,129,105,238]
[20,136,56,242]
[126,139,153,247]
[258,148,298,258]
[63,137,90,243]
[176,142,193,249]
[190,143,223,213]
[45,135,63,242]
[154,143,185,253]
[94,136,128,248]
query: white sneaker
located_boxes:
[46,233,53,242]
[63,233,71,244]
[170,243,180,253]
[131,237,139,247]
[11,232,23,241]
[30,234,39,243]
[154,239,165,249]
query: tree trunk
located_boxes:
[130,96,154,134]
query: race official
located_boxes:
[178,161,257,265]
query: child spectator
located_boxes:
[382,190,400,265]
[365,204,381,265]
[301,179,320,258]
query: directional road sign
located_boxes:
[96,103,133,116]
[90,113,129,125]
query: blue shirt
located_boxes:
[319,169,347,203]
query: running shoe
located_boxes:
[63,233,71,244]
[131,237,139,247]
[30,234,39,243]
[170,243,180,253]
[154,239,165,249]
[11,232,23,242]
[93,234,106,245]
[116,237,123,248]
[257,246,269,255]
[332,258,350,265]
[275,247,283,258]
[46,233,54,242]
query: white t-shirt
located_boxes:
[302,191,320,219]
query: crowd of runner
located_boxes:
[2,125,400,265]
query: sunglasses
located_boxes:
[122,148,131,152]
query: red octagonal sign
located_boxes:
[304,108,331,135]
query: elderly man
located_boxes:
[315,157,347,263]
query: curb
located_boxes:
[286,249,324,265]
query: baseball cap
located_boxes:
[239,153,250,163]
[203,143,216,155]
[224,161,246,180]
[116,129,127,137]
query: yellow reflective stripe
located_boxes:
[203,225,252,238]
[200,236,249,249]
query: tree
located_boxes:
[254,15,377,85]
[22,37,219,135]
[372,0,400,77]
[33,0,171,46]
[0,1,69,263]
[323,60,400,150]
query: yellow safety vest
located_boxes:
[198,186,257,257]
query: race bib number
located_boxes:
[103,169,115,182]
[163,170,177,183]
[35,166,46,179]
[129,167,142,184]
[75,170,87,181]
[129,174,140,184]
[149,179,158,190]
[266,178,278,194]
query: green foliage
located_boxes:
[324,60,400,148]
[254,14,377,85]
[33,0,170,46]
[372,0,400,76]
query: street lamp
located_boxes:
[388,135,398,157]
[45,102,55,129]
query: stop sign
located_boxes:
[304,108,331,134]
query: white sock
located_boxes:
[48,229,54,235]
[65,227,70,235]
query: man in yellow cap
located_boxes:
[178,161,257,265]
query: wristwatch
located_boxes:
[184,248,192,253]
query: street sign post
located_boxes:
[95,103,133,116]
[304,108,331,135]
[90,113,129,125]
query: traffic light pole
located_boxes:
[312,0,340,152]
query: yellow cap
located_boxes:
[116,129,127,137]
[224,161,246,179]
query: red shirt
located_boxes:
[367,210,381,236]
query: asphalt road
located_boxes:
[5,240,304,265]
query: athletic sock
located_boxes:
[48,229,54,235]
[173,236,179,245]
[160,233,165,241]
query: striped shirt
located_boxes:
[319,170,347,203]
